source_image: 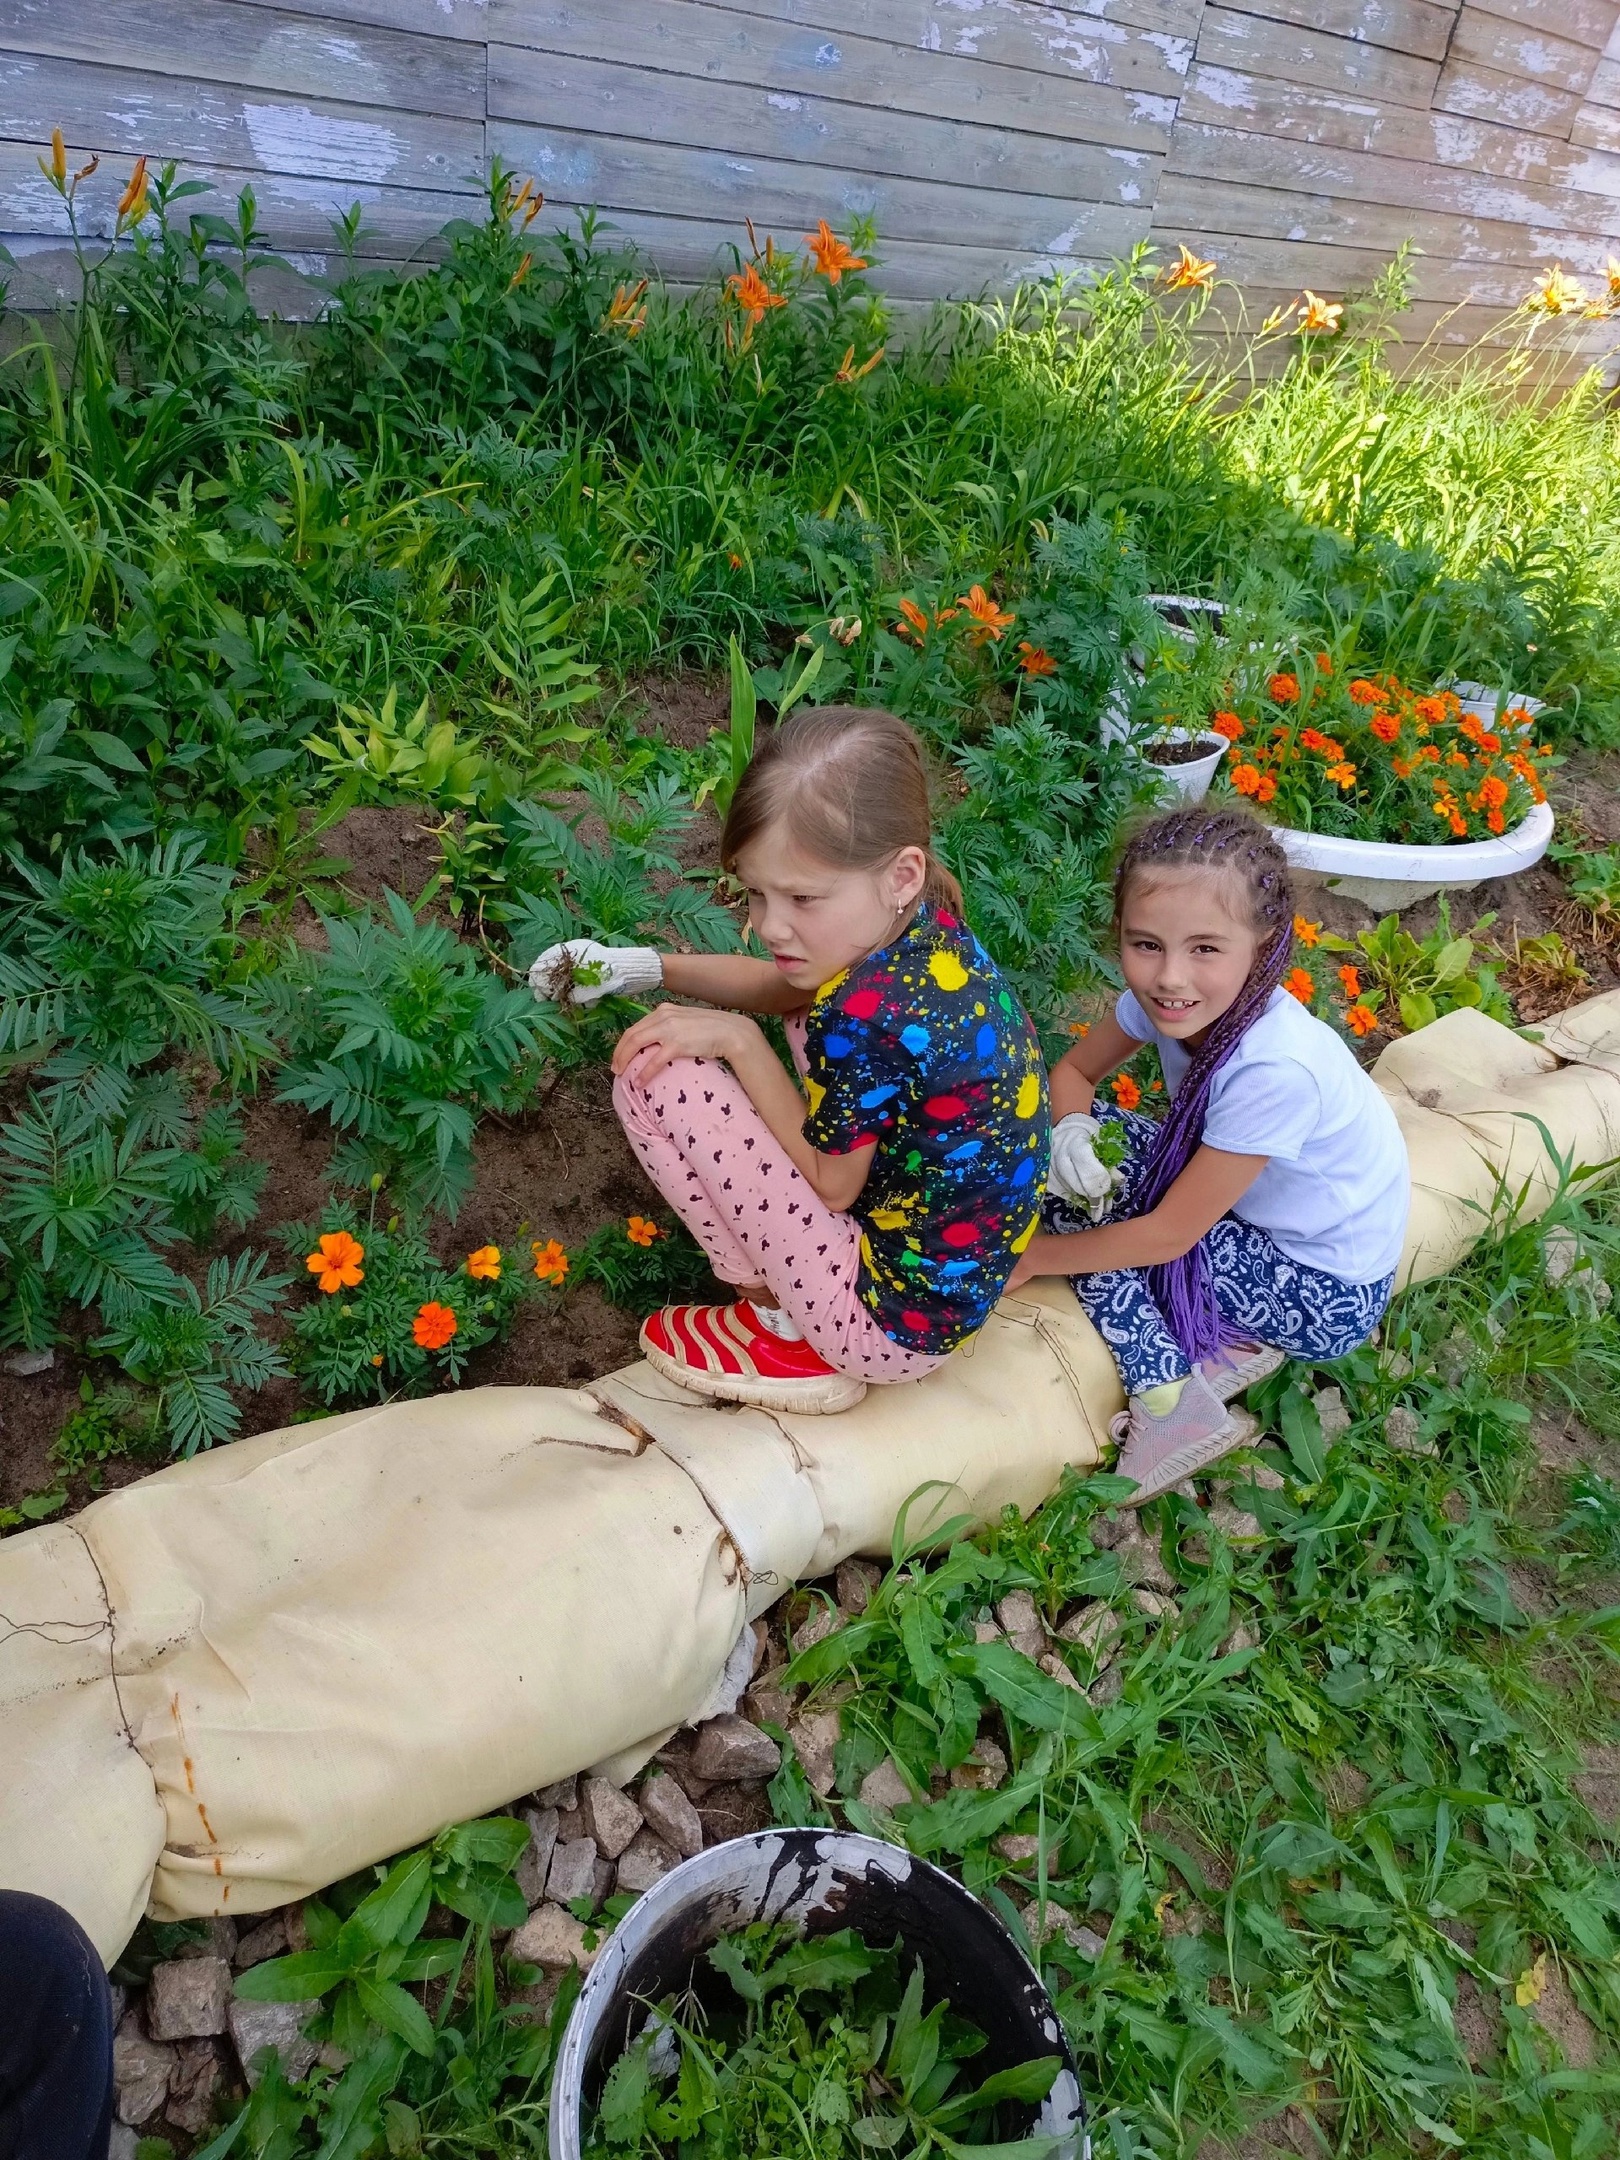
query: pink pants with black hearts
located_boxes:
[611,1037,944,1385]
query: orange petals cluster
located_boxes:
[1017,642,1057,676]
[1284,968,1315,1004]
[307,1231,364,1294]
[1267,673,1300,704]
[532,1238,569,1285]
[465,1245,502,1280]
[413,1302,458,1350]
[957,584,1016,644]
[1210,710,1244,741]
[1111,1072,1142,1110]
[1345,1004,1379,1038]
[627,1215,660,1247]
[1293,915,1321,946]
[895,596,959,644]
[805,220,867,283]
[727,261,787,329]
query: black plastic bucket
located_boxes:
[549,1828,1088,2159]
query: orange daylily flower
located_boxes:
[1161,244,1217,291]
[306,1231,364,1294]
[603,279,649,337]
[627,1215,660,1247]
[1284,968,1315,1004]
[896,597,930,643]
[1017,642,1057,676]
[1111,1072,1142,1110]
[1525,264,1587,316]
[41,127,66,188]
[727,261,788,328]
[957,585,1016,643]
[116,156,149,227]
[1293,915,1321,946]
[1345,1003,1378,1038]
[508,253,533,292]
[532,1238,569,1285]
[1297,290,1343,334]
[466,1245,502,1281]
[805,220,867,283]
[413,1301,458,1350]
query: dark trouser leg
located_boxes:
[1207,1216,1395,1359]
[0,1891,114,2160]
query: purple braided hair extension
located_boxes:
[1112,806,1296,1367]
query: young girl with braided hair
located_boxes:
[1010,803,1408,1503]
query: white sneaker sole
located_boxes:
[1200,1345,1286,1404]
[641,1338,868,1415]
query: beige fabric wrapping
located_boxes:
[5,995,1620,1963]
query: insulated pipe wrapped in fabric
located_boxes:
[5,995,1620,1965]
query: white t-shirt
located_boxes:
[1115,986,1409,1284]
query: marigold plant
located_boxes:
[1215,670,1549,846]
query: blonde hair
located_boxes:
[720,704,964,913]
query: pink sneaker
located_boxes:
[1199,1342,1285,1404]
[1108,1372,1254,1506]
[640,1301,867,1414]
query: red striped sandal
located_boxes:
[639,1301,867,1414]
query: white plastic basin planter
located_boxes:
[1271,800,1555,912]
[550,1828,1089,2160]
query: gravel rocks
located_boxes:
[166,2040,224,2134]
[232,1917,287,1970]
[510,1904,597,1972]
[546,1837,599,1905]
[1057,1602,1122,1668]
[792,1599,841,1652]
[616,1828,678,1894]
[581,1776,644,1860]
[147,1956,231,2040]
[1039,1651,1083,1692]
[690,1714,781,1782]
[230,1998,321,2089]
[113,2017,176,2126]
[836,1558,882,1613]
[639,1770,704,1856]
[995,1590,1047,1661]
[1313,1385,1352,1440]
[535,1772,579,1810]
[516,1807,561,1904]
[1131,1587,1179,1621]
[857,1758,912,1812]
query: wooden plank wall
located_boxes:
[8,0,1620,371]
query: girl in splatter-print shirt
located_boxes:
[530,705,1050,1414]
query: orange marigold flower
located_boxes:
[896,597,930,643]
[1413,695,1447,726]
[1478,731,1501,753]
[1111,1072,1142,1110]
[1324,761,1357,789]
[465,1245,501,1281]
[1211,710,1244,740]
[1068,1020,1091,1037]
[1369,711,1400,744]
[1315,652,1333,675]
[306,1230,364,1294]
[413,1301,458,1350]
[1338,965,1361,998]
[1161,243,1218,291]
[1345,1003,1378,1038]
[1392,756,1415,779]
[1268,672,1300,704]
[532,1238,569,1285]
[1255,772,1278,803]
[1488,809,1506,833]
[1229,762,1262,797]
[1348,678,1384,705]
[1446,749,1470,767]
[804,219,867,283]
[1285,967,1315,1004]
[1479,774,1509,809]
[627,1215,660,1247]
[727,261,787,328]
[1017,641,1058,676]
[1293,915,1321,946]
[1450,812,1467,836]
[957,584,1016,643]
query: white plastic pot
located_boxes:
[1272,800,1554,911]
[1144,729,1228,804]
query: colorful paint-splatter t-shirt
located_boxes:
[802,904,1050,1354]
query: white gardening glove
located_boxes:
[527,938,663,1007]
[1047,1112,1120,1222]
